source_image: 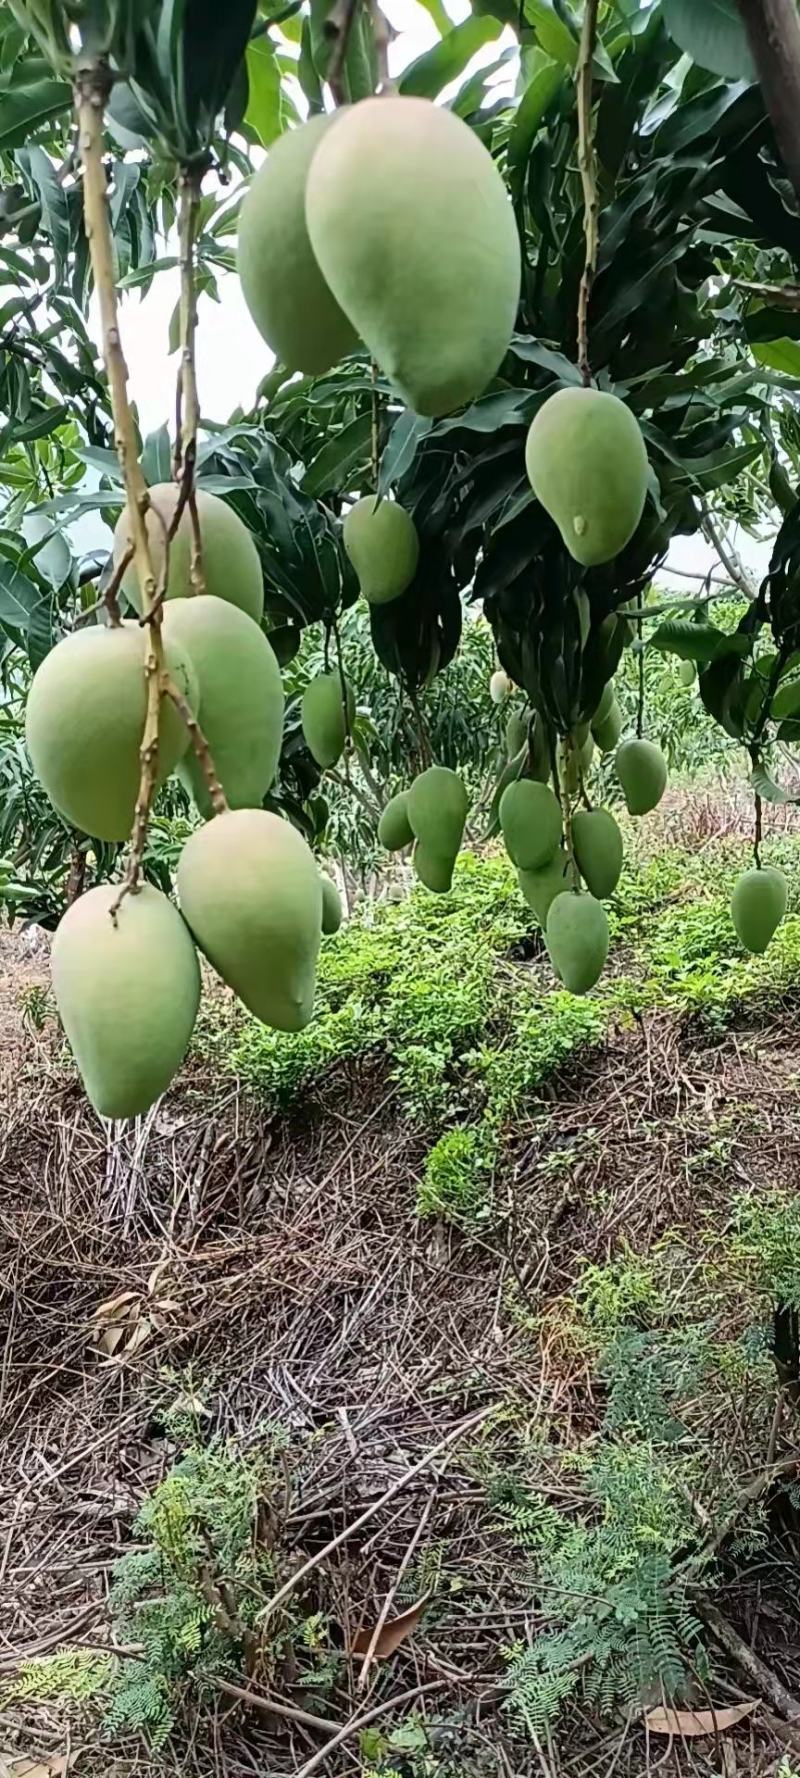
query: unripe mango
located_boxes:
[114,484,264,623]
[500,779,561,871]
[305,96,521,416]
[546,891,609,995]
[592,695,623,754]
[407,765,468,856]
[25,622,196,842]
[731,865,787,954]
[320,873,343,935]
[592,681,616,727]
[679,659,697,687]
[51,883,200,1118]
[518,848,571,927]
[615,737,667,815]
[177,809,322,1031]
[413,840,455,895]
[572,807,623,900]
[163,597,284,817]
[301,671,354,769]
[525,389,649,567]
[378,791,414,852]
[490,669,511,705]
[343,497,419,605]
[238,116,357,375]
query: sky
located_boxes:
[98,0,769,591]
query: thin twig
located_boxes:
[164,679,228,817]
[211,1674,340,1735]
[74,62,166,914]
[575,0,600,386]
[700,1602,800,1720]
[327,0,361,105]
[295,1681,445,1778]
[257,1405,496,1624]
[174,163,207,595]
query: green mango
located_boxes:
[320,872,343,935]
[731,865,787,954]
[517,848,571,927]
[413,840,456,895]
[378,790,414,852]
[592,696,623,754]
[343,496,419,605]
[615,737,667,815]
[177,809,322,1031]
[114,483,264,623]
[525,388,649,567]
[506,712,528,759]
[163,597,284,817]
[572,808,623,900]
[305,95,521,416]
[546,892,609,995]
[592,681,616,726]
[407,765,468,856]
[301,670,354,769]
[51,883,200,1119]
[679,659,697,687]
[500,779,561,871]
[490,669,511,705]
[25,622,196,842]
[237,115,357,375]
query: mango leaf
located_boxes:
[0,78,71,153]
[508,337,582,383]
[750,764,800,805]
[378,411,434,495]
[15,146,69,282]
[411,0,454,35]
[662,0,755,83]
[644,1700,757,1738]
[245,35,283,145]
[752,339,800,377]
[507,63,564,200]
[141,425,172,486]
[302,412,373,496]
[0,560,54,666]
[400,16,502,98]
[524,0,577,66]
[649,619,742,663]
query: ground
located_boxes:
[3,822,800,1778]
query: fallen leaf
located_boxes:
[1,1754,75,1778]
[350,1595,430,1660]
[644,1701,758,1738]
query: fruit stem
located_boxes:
[75,61,167,909]
[327,0,361,105]
[330,611,353,771]
[164,679,229,817]
[173,162,207,597]
[575,0,600,388]
[370,357,380,489]
[635,589,645,739]
[560,738,581,892]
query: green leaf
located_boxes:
[662,0,755,82]
[410,0,454,36]
[524,0,576,66]
[302,412,373,496]
[507,63,564,200]
[507,337,582,383]
[400,16,502,98]
[752,339,800,377]
[0,559,53,665]
[649,619,748,663]
[750,764,800,805]
[0,78,71,153]
[245,34,283,144]
[378,411,434,494]
[142,425,172,486]
[15,146,69,281]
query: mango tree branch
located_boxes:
[75,62,166,909]
[575,0,600,387]
[737,0,800,207]
[173,163,207,594]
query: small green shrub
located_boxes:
[417,1125,496,1224]
[575,1246,664,1338]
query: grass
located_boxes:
[196,827,800,1227]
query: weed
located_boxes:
[416,1125,496,1225]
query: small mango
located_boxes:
[572,807,623,900]
[525,388,649,567]
[592,695,623,755]
[343,496,419,605]
[407,766,468,857]
[320,873,343,935]
[517,848,571,927]
[615,737,667,815]
[731,865,787,955]
[301,671,354,769]
[378,791,414,852]
[546,891,609,995]
[51,884,200,1119]
[413,840,455,895]
[500,779,561,871]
